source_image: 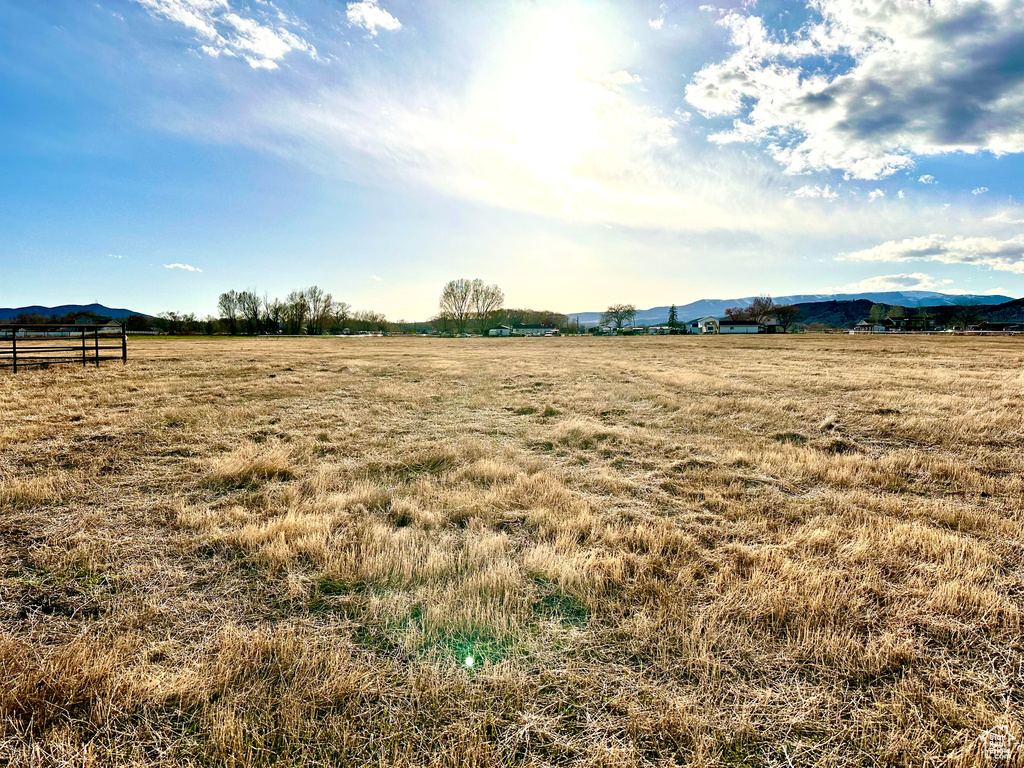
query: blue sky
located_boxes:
[2,0,1024,319]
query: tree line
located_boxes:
[215,287,387,335]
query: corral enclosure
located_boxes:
[1,335,1021,767]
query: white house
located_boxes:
[687,315,776,334]
[488,325,512,337]
[718,319,762,334]
[687,316,720,334]
[513,324,558,336]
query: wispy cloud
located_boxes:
[131,0,315,69]
[346,0,401,36]
[919,175,936,184]
[793,184,838,201]
[972,186,989,195]
[164,262,203,272]
[868,189,885,202]
[843,234,1024,274]
[109,253,125,259]
[371,274,382,281]
[648,4,667,29]
[821,272,953,293]
[986,210,1024,225]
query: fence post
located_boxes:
[82,328,87,367]
[11,327,16,374]
[94,329,100,368]
[121,323,127,363]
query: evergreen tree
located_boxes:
[668,304,678,328]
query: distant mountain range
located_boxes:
[569,291,1016,327]
[0,303,153,321]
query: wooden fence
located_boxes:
[0,324,127,373]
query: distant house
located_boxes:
[718,319,762,334]
[687,315,720,334]
[512,323,558,337]
[72,314,100,326]
[488,325,512,337]
[853,319,887,333]
[101,320,124,333]
[978,321,1024,332]
[686,315,776,334]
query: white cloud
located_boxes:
[822,272,953,293]
[843,234,1024,274]
[918,175,936,184]
[590,70,641,91]
[164,263,203,272]
[898,190,905,199]
[109,253,125,259]
[346,0,401,36]
[371,274,382,281]
[132,0,315,68]
[161,3,1002,244]
[685,0,1024,179]
[649,3,667,29]
[972,186,989,195]
[986,210,1024,225]
[793,184,839,201]
[868,189,885,202]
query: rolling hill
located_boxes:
[569,291,1015,327]
[0,303,153,321]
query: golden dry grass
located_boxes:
[1,334,1022,767]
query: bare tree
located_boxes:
[283,290,309,335]
[600,304,637,331]
[726,295,775,324]
[470,279,504,334]
[237,290,262,335]
[303,285,333,335]
[774,304,800,332]
[261,294,284,334]
[439,279,474,334]
[331,301,352,333]
[217,290,240,335]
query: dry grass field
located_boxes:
[1,334,1022,767]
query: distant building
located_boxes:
[512,323,558,337]
[853,319,887,333]
[488,325,512,337]
[685,315,777,334]
[718,319,762,334]
[687,315,720,334]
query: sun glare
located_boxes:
[478,11,623,180]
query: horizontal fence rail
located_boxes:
[0,324,127,373]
